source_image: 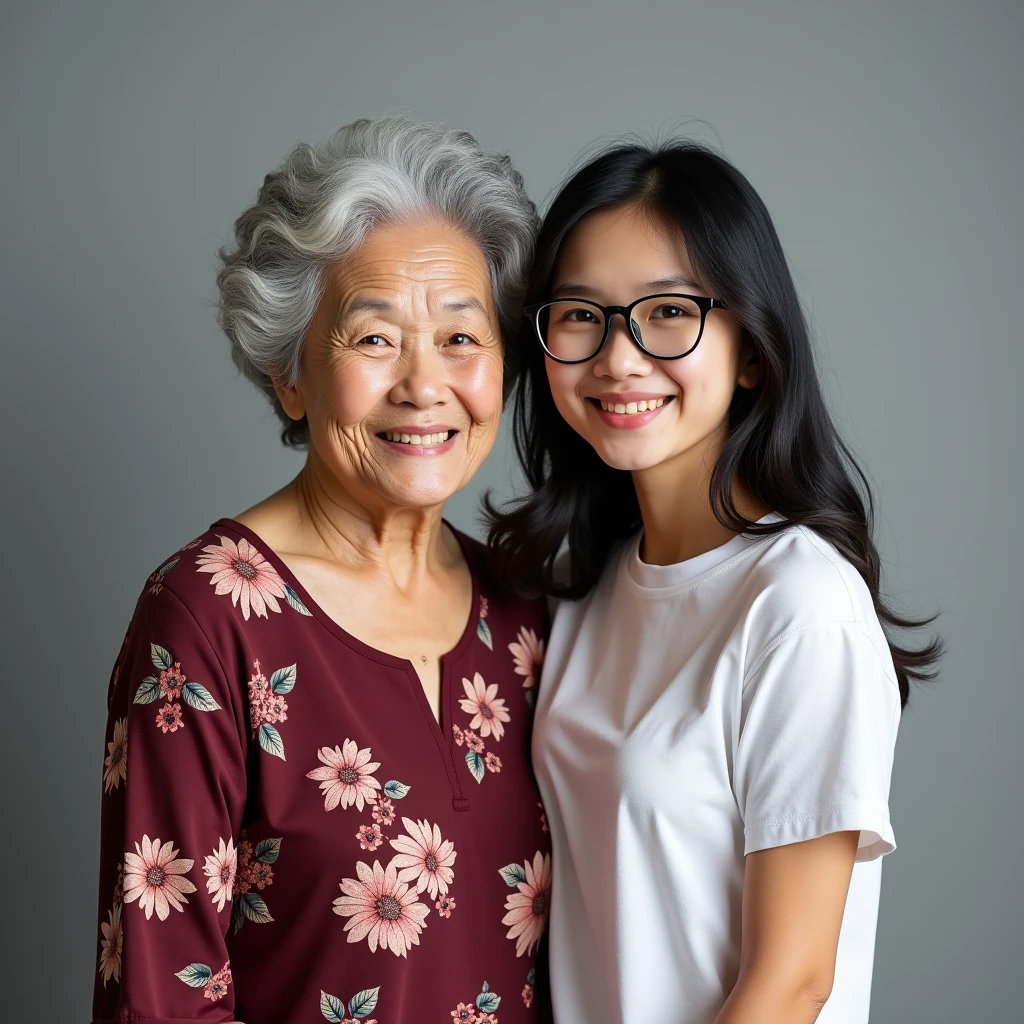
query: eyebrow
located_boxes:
[341,296,489,317]
[551,275,697,299]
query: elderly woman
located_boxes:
[92,117,549,1024]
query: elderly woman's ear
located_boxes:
[271,374,305,423]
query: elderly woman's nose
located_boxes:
[391,342,448,405]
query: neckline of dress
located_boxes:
[210,517,482,672]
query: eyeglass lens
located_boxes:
[537,295,704,360]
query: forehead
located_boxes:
[553,204,697,292]
[327,217,495,308]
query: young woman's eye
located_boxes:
[561,307,599,323]
[651,304,692,319]
[357,334,389,347]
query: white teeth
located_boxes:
[384,431,451,445]
[599,398,666,415]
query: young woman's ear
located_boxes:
[737,333,761,390]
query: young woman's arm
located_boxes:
[715,831,859,1024]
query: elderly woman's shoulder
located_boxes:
[128,520,310,631]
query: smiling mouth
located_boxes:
[588,397,671,416]
[376,430,457,446]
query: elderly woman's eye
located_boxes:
[447,333,476,346]
[357,334,390,346]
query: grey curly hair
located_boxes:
[216,116,539,447]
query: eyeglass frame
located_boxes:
[523,292,728,364]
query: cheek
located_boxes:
[544,361,588,423]
[455,353,504,426]
[310,355,393,427]
[665,338,739,411]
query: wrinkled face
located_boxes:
[543,204,756,474]
[277,218,504,510]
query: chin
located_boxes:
[589,438,668,473]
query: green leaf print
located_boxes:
[270,664,297,695]
[465,750,485,784]
[285,584,312,616]
[133,676,162,704]
[319,990,346,1023]
[175,963,213,987]
[383,780,411,800]
[157,557,179,577]
[476,617,493,650]
[240,892,274,925]
[182,681,221,712]
[254,837,281,864]
[348,986,380,1018]
[476,981,501,1013]
[150,644,174,671]
[499,863,527,887]
[259,722,286,760]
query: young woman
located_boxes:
[490,143,941,1024]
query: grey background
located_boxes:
[2,1,1021,1019]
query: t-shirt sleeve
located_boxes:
[93,584,248,1024]
[734,621,901,862]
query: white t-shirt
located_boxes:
[533,520,901,1024]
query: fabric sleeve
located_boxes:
[93,584,248,1024]
[734,621,901,862]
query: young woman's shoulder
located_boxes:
[742,524,894,675]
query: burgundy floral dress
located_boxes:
[93,519,550,1024]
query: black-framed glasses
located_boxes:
[523,293,728,363]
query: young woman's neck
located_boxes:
[631,432,768,567]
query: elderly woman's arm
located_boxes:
[93,582,248,1024]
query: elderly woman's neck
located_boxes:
[237,462,459,588]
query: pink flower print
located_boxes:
[479,596,489,619]
[112,862,124,907]
[372,796,396,828]
[247,660,270,732]
[358,823,384,851]
[155,702,184,734]
[389,817,457,899]
[451,1003,476,1021]
[459,673,510,742]
[476,1015,498,1024]
[195,535,287,620]
[245,859,274,891]
[452,723,465,746]
[234,839,254,896]
[464,730,485,754]
[485,752,502,774]
[307,740,381,812]
[509,626,545,690]
[203,837,236,913]
[97,903,122,986]
[539,801,549,833]
[333,859,430,957]
[182,537,203,550]
[264,691,288,724]
[502,850,551,957]
[158,662,185,699]
[103,717,128,794]
[204,962,232,1001]
[435,895,456,918]
[522,983,534,1007]
[123,835,197,921]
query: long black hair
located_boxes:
[487,140,941,707]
